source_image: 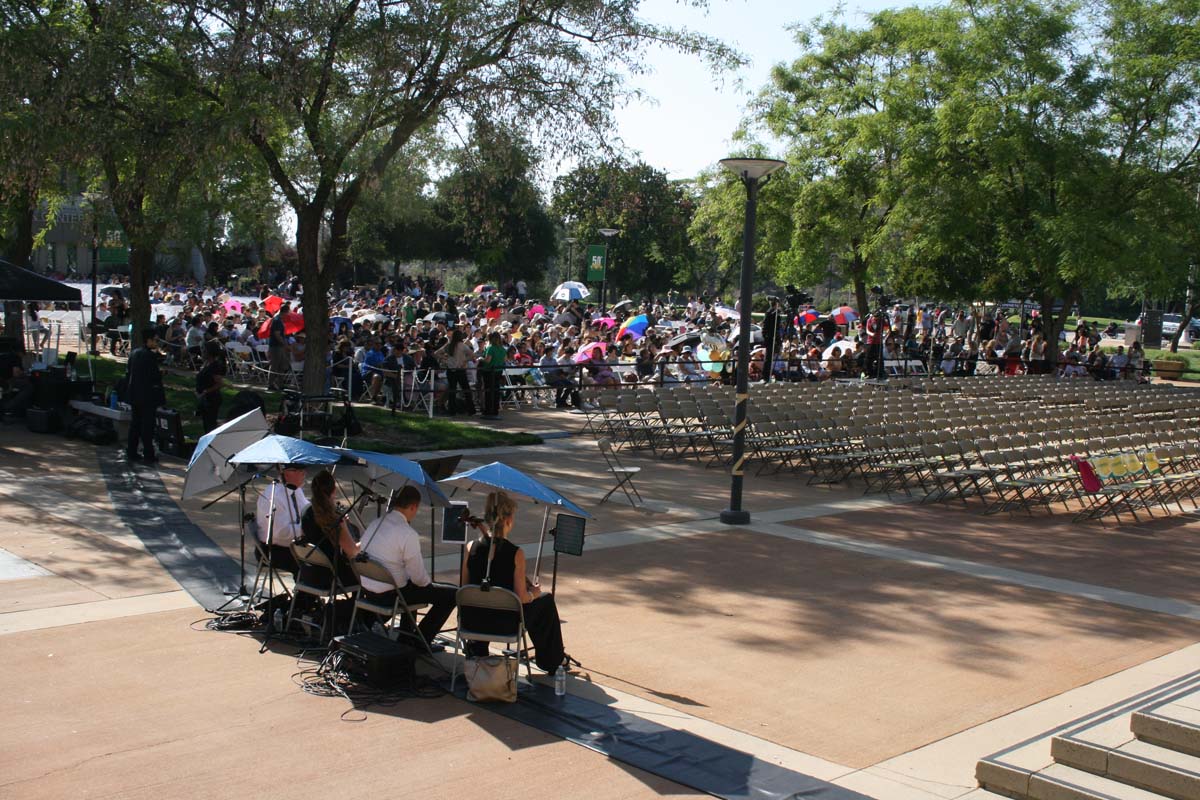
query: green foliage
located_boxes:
[436,123,556,285]
[551,159,697,297]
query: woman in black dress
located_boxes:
[298,469,359,590]
[195,341,225,433]
[459,491,564,671]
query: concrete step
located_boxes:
[1134,704,1200,760]
[1106,740,1200,800]
[958,790,1016,799]
[1028,763,1170,800]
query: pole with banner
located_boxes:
[586,244,607,311]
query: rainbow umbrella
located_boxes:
[831,306,858,325]
[797,308,820,325]
[617,314,650,340]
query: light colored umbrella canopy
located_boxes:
[182,408,270,499]
[551,281,591,301]
[441,461,591,518]
[228,435,344,467]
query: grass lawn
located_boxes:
[78,355,541,453]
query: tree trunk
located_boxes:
[127,246,155,350]
[296,205,329,395]
[851,259,868,319]
[7,184,37,268]
[1043,287,1077,368]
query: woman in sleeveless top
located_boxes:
[298,469,359,590]
[460,491,565,672]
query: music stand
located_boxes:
[441,500,470,584]
[419,455,461,578]
[550,513,586,594]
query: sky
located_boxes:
[616,0,907,180]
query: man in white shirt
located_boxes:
[255,464,309,577]
[358,486,456,647]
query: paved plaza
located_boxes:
[3,414,1200,799]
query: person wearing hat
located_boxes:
[255,464,309,578]
[123,327,167,464]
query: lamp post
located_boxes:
[718,157,786,525]
[565,236,577,286]
[84,193,103,356]
[598,228,618,313]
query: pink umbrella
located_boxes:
[592,317,617,329]
[526,304,546,320]
[573,341,607,363]
[223,299,244,316]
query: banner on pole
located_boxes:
[586,244,606,282]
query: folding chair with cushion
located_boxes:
[286,542,359,643]
[348,555,433,656]
[451,585,533,693]
[598,437,643,506]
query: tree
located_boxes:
[758,8,948,316]
[551,159,696,299]
[180,0,735,392]
[436,122,556,287]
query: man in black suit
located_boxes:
[124,327,166,464]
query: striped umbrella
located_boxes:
[617,314,650,340]
[831,306,859,325]
[797,308,820,325]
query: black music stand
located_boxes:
[442,500,470,584]
[550,513,586,595]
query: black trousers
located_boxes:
[364,582,457,645]
[446,369,474,414]
[480,370,501,416]
[126,402,155,460]
[199,396,221,433]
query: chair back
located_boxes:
[350,554,399,591]
[292,541,334,570]
[456,584,523,636]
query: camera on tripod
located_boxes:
[870,285,893,313]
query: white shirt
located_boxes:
[358,510,429,592]
[255,483,309,545]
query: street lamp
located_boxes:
[564,236,577,286]
[82,191,104,356]
[598,228,619,313]
[718,157,787,525]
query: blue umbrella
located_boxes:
[336,448,450,507]
[441,461,590,579]
[228,434,344,467]
[441,461,590,517]
[330,316,352,333]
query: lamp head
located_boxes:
[719,158,787,182]
[598,228,620,238]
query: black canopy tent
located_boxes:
[0,260,82,303]
[1,260,83,356]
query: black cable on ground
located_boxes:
[294,648,447,721]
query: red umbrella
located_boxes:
[262,295,284,314]
[257,312,305,339]
[831,306,859,325]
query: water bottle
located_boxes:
[109,391,118,410]
[272,609,284,631]
[554,664,566,697]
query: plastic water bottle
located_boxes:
[272,609,284,631]
[109,391,118,410]
[554,664,566,697]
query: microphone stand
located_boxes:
[211,472,259,611]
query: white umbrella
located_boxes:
[822,341,853,360]
[182,407,270,500]
[354,311,390,323]
[551,281,591,302]
[713,304,738,320]
[729,324,764,344]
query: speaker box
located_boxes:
[26,407,61,434]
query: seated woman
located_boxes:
[298,469,360,591]
[459,491,565,672]
[824,346,843,378]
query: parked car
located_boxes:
[1132,313,1200,339]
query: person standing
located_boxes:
[267,301,290,389]
[479,331,507,419]
[195,340,226,433]
[359,486,457,648]
[124,327,166,464]
[761,298,781,383]
[435,328,475,415]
